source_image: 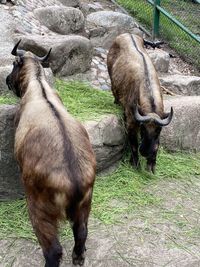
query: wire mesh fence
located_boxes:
[116,0,200,70]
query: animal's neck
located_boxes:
[20,60,47,98]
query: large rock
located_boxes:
[161,96,200,151]
[84,115,126,172]
[148,49,170,73]
[0,66,54,93]
[160,74,200,95]
[44,68,55,87]
[86,11,138,48]
[17,35,93,76]
[0,105,22,200]
[57,0,79,7]
[34,6,85,35]
[0,66,12,93]
[80,2,103,16]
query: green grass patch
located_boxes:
[56,80,122,121]
[0,81,122,122]
[0,149,200,240]
[93,148,200,224]
[0,93,18,105]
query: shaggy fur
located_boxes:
[6,52,96,266]
[107,33,171,173]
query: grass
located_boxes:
[55,80,122,121]
[0,93,18,105]
[0,80,122,121]
[0,149,200,240]
[116,0,200,69]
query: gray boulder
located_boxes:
[86,11,138,48]
[0,66,12,93]
[161,96,200,152]
[17,35,93,77]
[0,66,54,93]
[84,115,126,172]
[57,0,79,7]
[34,6,85,35]
[80,2,103,16]
[0,105,22,200]
[160,74,200,95]
[44,68,55,87]
[148,49,170,73]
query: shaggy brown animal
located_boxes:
[6,41,96,267]
[107,33,173,173]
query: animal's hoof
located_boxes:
[130,157,140,169]
[146,164,155,174]
[72,250,85,266]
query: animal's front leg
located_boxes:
[146,156,156,174]
[128,129,140,169]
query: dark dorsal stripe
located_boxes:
[130,35,156,112]
[35,64,83,200]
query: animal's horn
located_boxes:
[36,48,52,62]
[11,40,25,57]
[154,107,173,126]
[134,105,152,123]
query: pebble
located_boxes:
[98,78,106,84]
[100,84,110,90]
[99,72,108,79]
[95,47,106,54]
[98,64,107,71]
[92,59,99,65]
[101,53,107,59]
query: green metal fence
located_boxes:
[116,0,200,70]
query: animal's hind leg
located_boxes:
[110,82,120,105]
[70,189,92,266]
[27,194,62,267]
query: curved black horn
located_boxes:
[11,40,25,57]
[154,107,173,127]
[36,48,52,62]
[134,106,152,123]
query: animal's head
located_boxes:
[6,40,51,97]
[134,106,173,173]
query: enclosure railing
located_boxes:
[116,0,200,69]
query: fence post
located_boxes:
[153,0,161,40]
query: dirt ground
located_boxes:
[0,176,200,267]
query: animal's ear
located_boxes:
[37,48,52,68]
[16,56,24,66]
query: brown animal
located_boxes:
[6,41,96,266]
[107,33,173,173]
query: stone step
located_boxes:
[148,49,170,73]
[161,95,200,151]
[159,74,200,95]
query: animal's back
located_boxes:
[15,78,96,201]
[107,33,163,113]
